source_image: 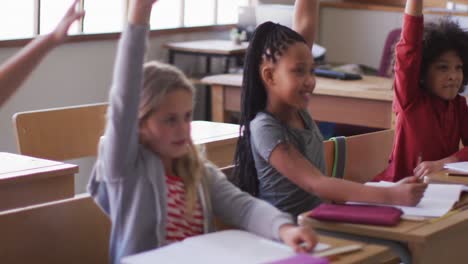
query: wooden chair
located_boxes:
[13,103,108,161]
[343,129,394,183]
[0,194,110,263]
[323,140,334,176]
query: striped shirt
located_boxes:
[165,174,204,244]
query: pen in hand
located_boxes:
[416,152,424,181]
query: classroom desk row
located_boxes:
[0,120,396,263]
[0,121,239,211]
[202,73,468,129]
[299,171,468,264]
[202,74,395,129]
[4,116,468,263]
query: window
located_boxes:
[0,2,34,40]
[150,0,183,30]
[0,0,250,42]
[217,0,249,25]
[151,0,249,28]
[184,0,216,27]
[83,0,125,34]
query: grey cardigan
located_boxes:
[87,23,293,264]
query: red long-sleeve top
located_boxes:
[375,14,468,182]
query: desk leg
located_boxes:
[224,56,231,73]
[169,50,175,64]
[211,85,228,122]
[206,56,212,73]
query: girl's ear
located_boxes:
[260,62,275,89]
[139,120,149,145]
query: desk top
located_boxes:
[0,152,78,184]
[299,193,468,244]
[122,231,390,264]
[164,40,249,55]
[201,74,394,101]
[191,121,239,145]
[426,170,468,185]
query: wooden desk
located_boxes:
[191,121,239,168]
[122,232,392,264]
[0,152,77,211]
[201,74,395,129]
[299,199,468,264]
[426,170,468,185]
[164,40,248,74]
[318,235,392,264]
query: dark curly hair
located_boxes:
[421,17,468,93]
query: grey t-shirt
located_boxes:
[250,111,326,217]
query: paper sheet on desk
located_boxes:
[444,162,468,173]
[121,230,331,264]
[348,182,464,218]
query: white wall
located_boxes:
[319,7,468,69]
[319,8,402,68]
[0,30,229,193]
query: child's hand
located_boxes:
[50,0,85,45]
[413,160,444,178]
[128,0,159,25]
[278,224,317,253]
[389,181,427,206]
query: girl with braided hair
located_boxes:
[232,0,427,218]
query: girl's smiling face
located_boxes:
[262,42,316,110]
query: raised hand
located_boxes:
[128,0,159,25]
[50,0,85,45]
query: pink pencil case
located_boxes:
[267,254,329,264]
[308,203,402,226]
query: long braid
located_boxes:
[231,22,307,196]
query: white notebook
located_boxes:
[349,182,463,218]
[122,230,331,264]
[444,162,468,173]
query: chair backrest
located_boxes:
[13,103,108,161]
[344,129,395,183]
[378,28,401,78]
[323,140,334,176]
[0,194,110,263]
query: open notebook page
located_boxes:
[122,230,331,264]
[444,162,468,173]
[349,182,464,218]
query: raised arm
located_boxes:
[270,142,427,206]
[0,0,84,107]
[393,0,424,112]
[292,0,318,49]
[101,0,156,176]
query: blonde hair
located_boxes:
[139,61,205,216]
